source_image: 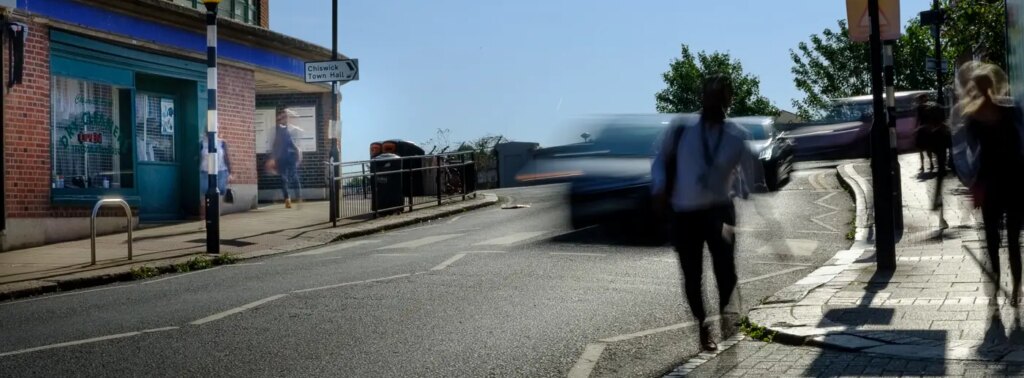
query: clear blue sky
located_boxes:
[271,0,932,161]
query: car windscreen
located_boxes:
[734,121,770,140]
[587,125,665,156]
[821,100,872,123]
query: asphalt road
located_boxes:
[0,161,854,378]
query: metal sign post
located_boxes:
[867,0,897,270]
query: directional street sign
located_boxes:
[846,0,901,42]
[926,57,949,72]
[304,59,359,83]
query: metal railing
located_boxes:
[326,151,478,226]
[91,198,133,265]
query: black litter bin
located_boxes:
[371,153,404,214]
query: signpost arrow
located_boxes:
[304,59,359,83]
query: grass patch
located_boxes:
[130,266,160,280]
[845,218,857,240]
[739,317,776,343]
[174,256,214,273]
[212,254,238,265]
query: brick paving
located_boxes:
[671,339,1024,377]
[669,155,1024,376]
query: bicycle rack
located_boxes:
[91,198,133,265]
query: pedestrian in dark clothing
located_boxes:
[651,74,762,351]
[915,95,952,229]
[958,63,1024,306]
[916,94,951,174]
[270,108,303,208]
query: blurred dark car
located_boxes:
[779,90,931,160]
[731,116,795,191]
[518,114,787,241]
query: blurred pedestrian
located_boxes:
[915,94,950,173]
[915,94,952,229]
[198,136,232,230]
[957,63,1024,306]
[651,74,762,351]
[271,108,303,208]
[200,136,233,195]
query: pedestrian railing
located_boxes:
[90,198,133,265]
[325,151,478,227]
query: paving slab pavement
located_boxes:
[669,154,1024,376]
[0,194,498,300]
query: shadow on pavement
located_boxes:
[548,223,669,247]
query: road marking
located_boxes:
[290,240,380,256]
[808,172,826,190]
[548,225,598,239]
[473,231,548,246]
[292,274,412,294]
[446,215,462,224]
[463,250,507,254]
[431,253,468,271]
[190,294,288,325]
[0,331,143,357]
[140,326,179,333]
[550,252,606,257]
[0,326,181,358]
[567,343,607,378]
[571,318,726,376]
[733,227,769,232]
[813,192,841,210]
[739,267,809,285]
[747,261,815,267]
[0,285,133,307]
[377,234,463,249]
[141,267,221,285]
[600,321,698,343]
[645,257,677,263]
[810,218,839,232]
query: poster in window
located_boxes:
[288,107,318,152]
[253,108,276,154]
[160,98,174,135]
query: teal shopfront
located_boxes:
[49,31,207,222]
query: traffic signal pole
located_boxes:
[869,0,897,270]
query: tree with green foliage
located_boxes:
[789,1,1007,119]
[655,44,779,117]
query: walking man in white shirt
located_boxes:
[651,74,762,351]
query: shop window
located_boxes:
[135,94,177,163]
[167,0,259,26]
[51,76,133,189]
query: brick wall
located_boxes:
[217,64,256,185]
[259,0,269,29]
[255,92,334,193]
[3,21,52,219]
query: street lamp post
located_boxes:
[203,0,221,254]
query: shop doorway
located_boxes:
[135,91,181,221]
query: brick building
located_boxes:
[0,0,347,251]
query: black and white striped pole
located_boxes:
[203,0,221,254]
[883,40,904,237]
